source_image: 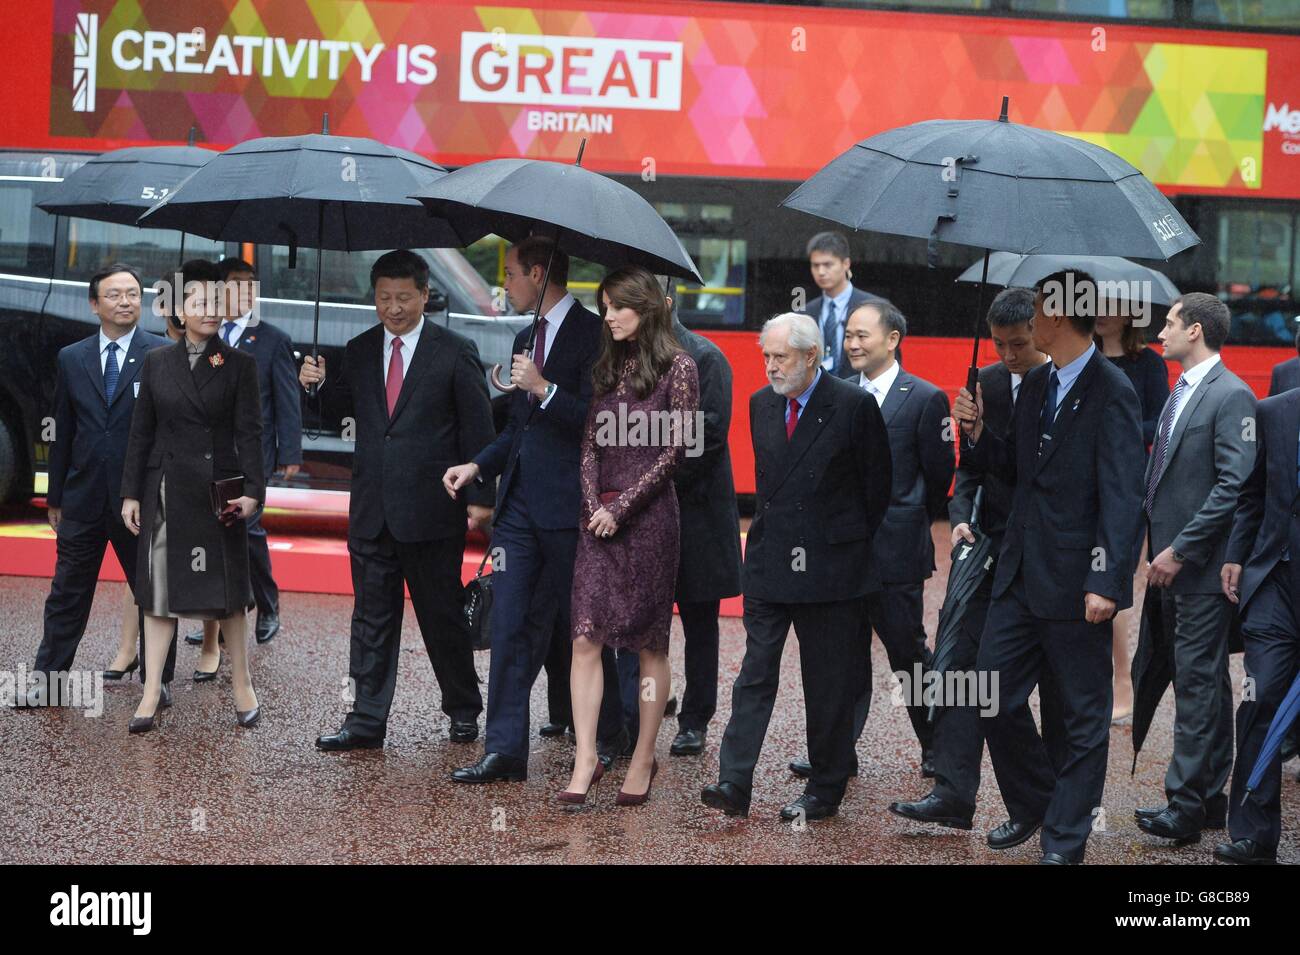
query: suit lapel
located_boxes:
[1156,360,1223,487]
[165,339,207,417]
[771,374,837,495]
[389,322,438,424]
[107,331,147,410]
[879,370,914,426]
[189,334,227,403]
[1284,390,1300,507]
[1034,353,1101,473]
[79,336,106,406]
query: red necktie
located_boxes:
[786,398,800,440]
[386,338,404,417]
[529,319,548,404]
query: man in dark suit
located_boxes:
[797,231,883,379]
[445,238,625,784]
[20,264,175,707]
[788,297,952,779]
[953,270,1145,864]
[1266,329,1300,396]
[211,257,302,645]
[301,250,494,750]
[889,287,1051,829]
[701,312,891,820]
[1136,293,1255,846]
[1218,377,1300,865]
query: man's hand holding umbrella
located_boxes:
[952,383,984,443]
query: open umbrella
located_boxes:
[928,487,996,724]
[956,252,1182,307]
[1242,670,1300,801]
[410,139,702,390]
[781,96,1200,394]
[138,116,463,383]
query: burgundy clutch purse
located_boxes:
[210,475,246,525]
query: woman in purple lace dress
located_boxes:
[562,266,700,806]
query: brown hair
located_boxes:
[591,266,681,398]
[513,236,569,288]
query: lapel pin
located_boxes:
[1072,397,1082,411]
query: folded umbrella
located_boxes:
[781,97,1200,394]
[1243,669,1300,800]
[956,252,1181,307]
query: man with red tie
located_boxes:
[299,250,496,751]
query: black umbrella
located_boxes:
[36,127,216,265]
[781,96,1200,395]
[409,140,702,390]
[138,116,462,380]
[956,252,1182,307]
[1244,670,1300,800]
[1131,582,1244,772]
[928,487,997,724]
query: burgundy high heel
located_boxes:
[616,758,659,806]
[557,761,605,806]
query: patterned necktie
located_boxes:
[221,320,237,345]
[386,338,404,417]
[786,398,801,441]
[1146,375,1187,513]
[530,319,548,404]
[822,300,837,366]
[1037,369,1059,456]
[104,341,120,403]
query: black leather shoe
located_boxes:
[1138,807,1202,844]
[236,707,260,728]
[255,612,280,645]
[1213,838,1276,865]
[664,695,678,717]
[193,651,221,683]
[921,748,936,779]
[1137,795,1227,830]
[700,782,750,817]
[670,727,706,756]
[159,683,173,709]
[987,818,1042,850]
[780,793,839,822]
[103,657,139,681]
[789,758,858,779]
[1040,851,1076,865]
[597,727,631,769]
[184,629,205,646]
[538,722,570,737]
[451,752,527,783]
[888,792,974,830]
[316,728,384,752]
[449,720,478,743]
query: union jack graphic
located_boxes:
[72,13,98,113]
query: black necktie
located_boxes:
[104,341,120,403]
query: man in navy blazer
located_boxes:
[954,270,1145,864]
[22,264,175,706]
[1266,330,1300,396]
[446,238,625,783]
[215,258,303,644]
[1218,387,1300,864]
[797,231,884,379]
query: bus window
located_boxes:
[1217,206,1296,346]
[0,182,55,277]
[655,202,745,328]
[58,217,225,285]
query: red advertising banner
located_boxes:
[2,0,1298,197]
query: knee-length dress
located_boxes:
[571,351,699,651]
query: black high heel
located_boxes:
[103,656,139,681]
[193,650,222,683]
[236,706,260,728]
[128,692,163,734]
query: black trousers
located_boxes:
[36,507,176,684]
[719,596,866,804]
[343,525,483,738]
[977,572,1112,860]
[543,617,573,727]
[851,583,934,752]
[1229,562,1300,850]
[245,501,278,618]
[483,493,623,761]
[614,598,721,740]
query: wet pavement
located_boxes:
[1,563,1296,865]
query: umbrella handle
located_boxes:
[490,363,518,393]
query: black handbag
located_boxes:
[463,547,494,651]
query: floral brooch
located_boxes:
[209,353,225,368]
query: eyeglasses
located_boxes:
[99,289,141,303]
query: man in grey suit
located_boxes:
[1266,329,1300,396]
[1137,292,1256,845]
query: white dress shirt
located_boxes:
[382,316,424,381]
[1010,372,1023,407]
[1168,352,1221,433]
[535,292,575,410]
[220,313,252,347]
[820,284,854,371]
[99,326,136,373]
[858,360,900,407]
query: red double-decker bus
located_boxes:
[2,0,1298,498]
